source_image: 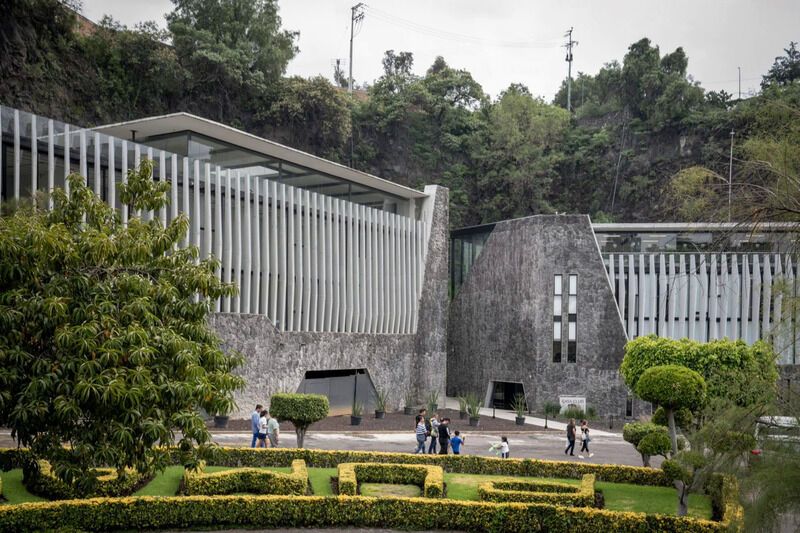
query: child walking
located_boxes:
[450,430,465,455]
[491,436,510,458]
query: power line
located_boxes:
[362,5,562,49]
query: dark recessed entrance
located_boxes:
[485,381,527,410]
[297,368,376,415]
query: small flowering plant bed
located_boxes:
[337,463,444,498]
[181,459,309,496]
[478,474,596,507]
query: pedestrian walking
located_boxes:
[267,410,280,447]
[257,409,269,448]
[450,430,465,455]
[565,418,576,456]
[578,419,594,458]
[428,414,440,454]
[437,417,451,455]
[250,404,263,448]
[414,415,427,454]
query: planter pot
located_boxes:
[213,415,229,429]
[375,410,385,419]
[459,411,467,420]
[351,416,363,426]
[403,406,415,415]
[515,416,526,426]
[469,416,480,427]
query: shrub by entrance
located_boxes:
[478,474,595,507]
[182,459,308,496]
[337,463,444,498]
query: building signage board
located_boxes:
[558,395,586,413]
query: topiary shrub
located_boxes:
[637,431,672,460]
[636,365,706,456]
[622,422,668,467]
[478,474,595,507]
[269,393,329,448]
[337,463,444,498]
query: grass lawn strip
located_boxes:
[360,483,422,498]
[0,470,44,505]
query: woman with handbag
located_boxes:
[578,419,594,458]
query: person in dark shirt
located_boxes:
[564,418,577,456]
[437,418,451,454]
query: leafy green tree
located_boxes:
[269,393,329,448]
[167,0,298,121]
[637,431,672,461]
[762,42,800,88]
[0,162,243,492]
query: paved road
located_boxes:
[210,429,655,467]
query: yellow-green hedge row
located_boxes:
[0,447,668,486]
[182,459,308,496]
[0,494,734,533]
[337,463,444,498]
[24,460,142,500]
[478,474,595,507]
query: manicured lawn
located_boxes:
[0,469,45,504]
[361,483,422,498]
[597,481,712,519]
[3,466,713,519]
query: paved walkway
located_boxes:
[440,396,616,437]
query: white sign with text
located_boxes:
[558,395,586,413]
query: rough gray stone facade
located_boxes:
[211,186,449,418]
[447,215,631,416]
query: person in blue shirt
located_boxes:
[250,404,263,448]
[450,430,465,455]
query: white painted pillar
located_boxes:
[697,255,708,342]
[709,254,719,340]
[658,254,667,336]
[120,141,128,226]
[762,254,772,338]
[214,167,223,312]
[159,151,167,226]
[170,155,178,224]
[144,147,153,221]
[667,255,676,338]
[752,255,762,341]
[241,175,252,314]
[303,190,313,331]
[688,254,698,340]
[30,115,37,203]
[286,186,296,330]
[638,254,646,337]
[677,255,688,338]
[773,255,783,338]
[203,163,213,259]
[47,120,55,210]
[309,192,319,331]
[730,255,741,340]
[192,160,201,256]
[365,207,373,332]
[181,158,190,247]
[79,127,88,185]
[338,199,348,332]
[251,177,262,314]
[222,170,233,312]
[317,194,328,331]
[232,173,243,313]
[259,178,270,317]
[63,123,71,197]
[720,254,730,338]
[627,254,636,337]
[618,255,627,337]
[269,181,279,324]
[324,196,334,331]
[13,109,20,201]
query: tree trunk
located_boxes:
[544,414,548,429]
[675,480,688,516]
[641,452,651,468]
[296,427,306,448]
[667,408,678,457]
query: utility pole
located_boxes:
[349,3,365,93]
[564,27,578,112]
[728,129,735,222]
[737,67,741,100]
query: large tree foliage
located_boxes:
[762,41,800,89]
[0,162,243,491]
[167,0,298,122]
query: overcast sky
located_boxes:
[81,0,798,101]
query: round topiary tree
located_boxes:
[622,422,669,467]
[652,405,694,430]
[269,393,329,448]
[637,431,672,461]
[636,365,706,456]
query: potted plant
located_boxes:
[466,393,482,427]
[426,390,439,413]
[403,392,416,415]
[457,396,468,419]
[511,394,527,425]
[374,389,389,419]
[212,408,230,429]
[543,401,561,430]
[351,401,364,426]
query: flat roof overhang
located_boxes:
[93,112,427,201]
[592,222,800,233]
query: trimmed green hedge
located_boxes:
[0,494,733,532]
[24,460,142,500]
[0,447,668,486]
[338,463,444,498]
[182,459,308,496]
[478,474,595,507]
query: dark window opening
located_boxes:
[567,341,577,363]
[489,381,526,410]
[553,340,562,363]
[625,397,633,417]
